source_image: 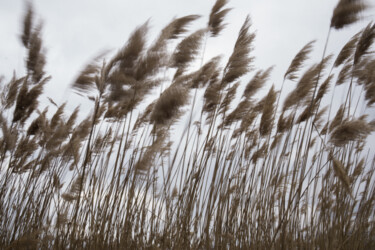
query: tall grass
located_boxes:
[1,0,375,249]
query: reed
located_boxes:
[1,0,375,249]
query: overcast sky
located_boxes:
[0,0,374,114]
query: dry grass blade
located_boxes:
[284,40,315,81]
[208,0,231,37]
[331,0,368,30]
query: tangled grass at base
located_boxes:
[1,0,375,248]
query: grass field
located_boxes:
[1,0,375,249]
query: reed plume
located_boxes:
[219,82,239,115]
[331,0,368,30]
[151,84,189,124]
[222,16,255,88]
[354,22,375,65]
[315,74,333,102]
[21,3,33,48]
[26,24,46,83]
[283,63,320,110]
[333,32,360,67]
[243,67,273,98]
[161,15,201,40]
[284,40,315,81]
[330,118,374,146]
[72,53,105,94]
[171,29,206,78]
[259,85,276,136]
[336,62,352,85]
[331,156,353,198]
[3,74,25,109]
[191,56,221,88]
[13,77,49,123]
[208,0,231,37]
[223,98,251,128]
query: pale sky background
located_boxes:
[1,0,375,203]
[0,0,374,115]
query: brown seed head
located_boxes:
[222,16,255,88]
[284,40,315,81]
[208,0,232,37]
[330,118,374,146]
[331,0,368,30]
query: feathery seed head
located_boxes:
[284,40,315,81]
[331,0,368,30]
[222,15,255,88]
[208,0,232,37]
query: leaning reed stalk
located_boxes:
[69,96,100,243]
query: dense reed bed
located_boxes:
[1,0,375,249]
